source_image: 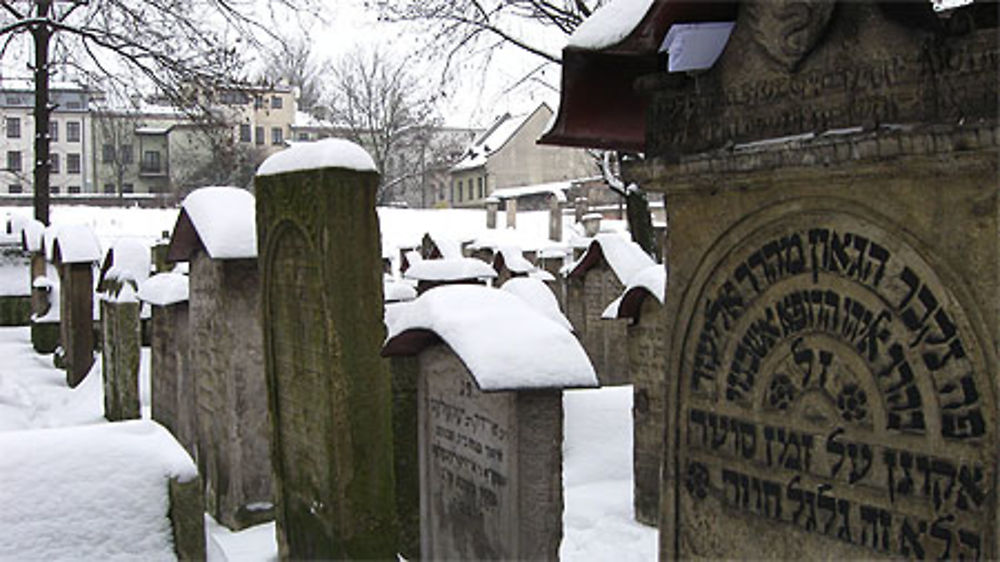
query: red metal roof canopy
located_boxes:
[539,0,737,152]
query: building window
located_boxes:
[254,95,263,109]
[457,181,463,202]
[66,121,81,142]
[104,184,115,194]
[6,151,20,172]
[271,127,283,145]
[68,185,81,194]
[6,117,20,139]
[120,145,133,164]
[122,183,134,194]
[297,132,309,141]
[477,177,484,199]
[9,184,21,194]
[468,184,473,200]
[239,124,251,143]
[141,151,161,173]
[51,185,60,195]
[67,153,81,174]
[271,96,283,109]
[102,144,115,164]
[49,121,58,142]
[50,153,59,174]
[255,126,264,146]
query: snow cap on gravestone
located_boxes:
[255,137,377,177]
[53,224,102,265]
[179,186,257,260]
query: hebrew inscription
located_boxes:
[679,211,994,559]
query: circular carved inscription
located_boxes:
[678,209,995,559]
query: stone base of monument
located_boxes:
[169,474,206,562]
[0,295,30,326]
[30,319,59,354]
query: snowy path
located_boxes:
[0,327,657,561]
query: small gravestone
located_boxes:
[383,285,597,560]
[492,246,537,286]
[549,195,563,242]
[566,234,655,385]
[139,272,194,456]
[166,186,272,531]
[52,225,101,387]
[485,197,499,229]
[404,257,498,294]
[574,196,588,223]
[255,138,398,559]
[602,265,667,526]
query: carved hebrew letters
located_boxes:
[679,212,994,559]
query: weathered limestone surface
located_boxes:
[58,263,94,387]
[629,296,666,527]
[390,355,421,560]
[631,3,998,559]
[151,302,195,457]
[418,345,563,561]
[101,300,141,421]
[169,474,206,562]
[256,165,397,560]
[567,265,630,385]
[189,254,272,530]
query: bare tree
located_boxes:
[0,0,313,225]
[322,46,443,205]
[259,36,326,114]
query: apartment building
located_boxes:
[0,79,95,195]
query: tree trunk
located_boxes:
[626,187,656,258]
[32,0,52,226]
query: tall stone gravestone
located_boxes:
[52,225,101,387]
[166,186,273,531]
[255,139,398,559]
[138,272,194,456]
[602,265,667,527]
[626,2,999,559]
[382,285,598,561]
[565,234,655,385]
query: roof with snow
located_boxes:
[137,272,189,307]
[500,277,573,332]
[52,225,102,265]
[451,104,550,172]
[99,239,151,290]
[490,180,570,203]
[567,233,655,284]
[493,246,537,275]
[256,138,376,177]
[403,258,498,282]
[425,233,463,259]
[20,219,44,253]
[601,263,666,320]
[167,186,257,262]
[382,285,597,391]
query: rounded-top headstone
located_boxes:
[256,138,377,177]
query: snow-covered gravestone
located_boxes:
[139,272,194,456]
[404,257,498,295]
[98,239,151,421]
[485,197,499,229]
[383,285,597,561]
[255,139,398,559]
[566,233,656,385]
[602,264,667,526]
[491,246,538,286]
[166,186,273,531]
[51,225,101,387]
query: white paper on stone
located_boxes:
[137,272,189,307]
[384,278,418,302]
[659,22,735,72]
[54,224,102,264]
[601,263,666,319]
[403,257,498,282]
[106,238,152,285]
[501,277,573,332]
[0,420,197,561]
[180,186,257,260]
[385,285,596,390]
[256,137,376,176]
[567,0,654,50]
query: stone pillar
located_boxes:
[101,298,141,421]
[505,198,517,229]
[151,301,194,456]
[581,213,602,237]
[628,296,666,526]
[549,195,563,242]
[485,198,499,229]
[255,141,398,560]
[29,252,46,316]
[189,254,271,530]
[58,262,95,387]
[574,196,588,223]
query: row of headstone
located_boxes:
[484,193,564,242]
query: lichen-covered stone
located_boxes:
[256,165,398,560]
[151,303,195,457]
[100,300,141,421]
[169,474,206,562]
[30,319,59,354]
